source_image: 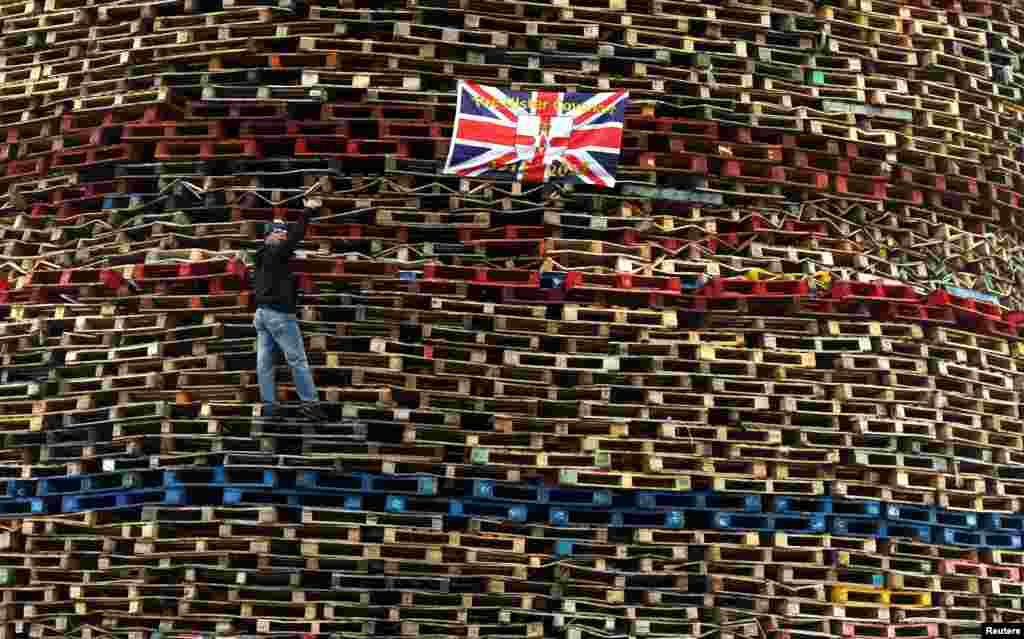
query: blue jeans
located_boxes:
[253,307,318,409]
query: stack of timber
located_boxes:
[1,0,1024,638]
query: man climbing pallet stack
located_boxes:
[250,195,329,423]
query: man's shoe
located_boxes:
[299,403,329,422]
[261,403,281,419]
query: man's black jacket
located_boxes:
[252,206,314,314]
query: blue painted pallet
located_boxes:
[630,491,759,512]
[938,528,1022,548]
[982,513,1024,534]
[448,499,531,523]
[462,479,549,503]
[61,488,187,513]
[295,471,437,496]
[461,481,746,511]
[886,504,976,529]
[384,495,471,515]
[223,489,408,513]
[0,498,47,516]
[164,467,276,489]
[0,480,35,499]
[472,481,617,507]
[548,507,684,528]
[39,470,159,496]
[934,509,978,529]
[830,517,931,542]
[886,504,935,526]
[774,496,882,518]
[711,511,826,533]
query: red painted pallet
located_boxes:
[154,140,260,160]
[927,289,1004,321]
[699,277,810,299]
[421,264,540,288]
[123,121,225,141]
[564,271,683,294]
[830,281,922,305]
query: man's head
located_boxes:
[265,221,288,246]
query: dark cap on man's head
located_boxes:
[266,222,289,237]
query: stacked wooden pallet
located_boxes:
[2,0,1024,637]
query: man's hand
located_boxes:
[304,197,323,209]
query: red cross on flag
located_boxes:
[443,80,629,187]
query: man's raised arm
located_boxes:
[282,197,322,254]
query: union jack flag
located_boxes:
[443,81,629,188]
